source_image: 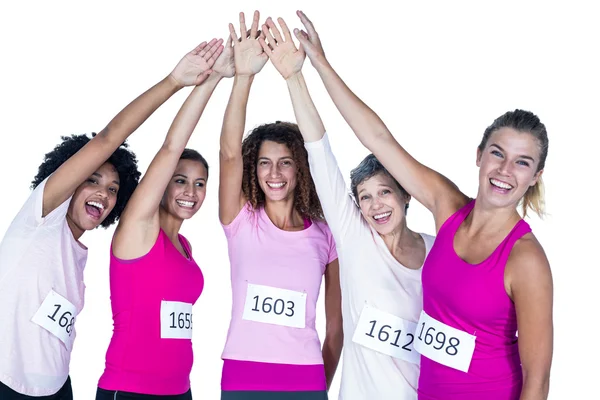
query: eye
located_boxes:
[175,179,186,184]
[491,150,503,158]
[381,189,391,195]
[109,187,118,194]
[360,195,370,201]
[87,178,98,184]
[281,160,292,166]
[517,160,530,167]
[195,182,205,187]
[258,160,269,166]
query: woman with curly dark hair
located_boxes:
[0,38,222,400]
[217,11,342,400]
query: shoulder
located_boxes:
[506,232,552,295]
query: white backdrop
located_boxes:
[0,1,597,399]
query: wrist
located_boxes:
[234,74,255,86]
[312,55,332,72]
[285,71,304,84]
[165,73,185,91]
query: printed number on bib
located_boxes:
[242,283,306,328]
[352,304,419,364]
[31,290,77,351]
[413,310,476,372]
[161,301,193,339]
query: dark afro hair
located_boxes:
[31,133,141,228]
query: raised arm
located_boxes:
[43,39,222,218]
[219,11,268,225]
[113,42,226,259]
[294,11,469,229]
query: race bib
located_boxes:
[31,290,77,351]
[242,283,306,328]
[414,310,476,372]
[352,304,419,364]
[161,301,193,339]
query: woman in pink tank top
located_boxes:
[95,39,231,400]
[300,49,554,400]
[217,11,343,400]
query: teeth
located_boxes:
[373,211,392,220]
[176,200,195,208]
[267,182,285,188]
[490,179,513,190]
[86,201,104,210]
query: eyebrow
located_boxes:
[490,144,536,162]
[92,172,120,186]
[258,156,293,161]
[174,173,206,182]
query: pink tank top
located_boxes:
[98,229,204,395]
[418,200,530,400]
[220,204,337,391]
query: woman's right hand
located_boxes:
[294,10,328,68]
[169,39,224,87]
[229,11,269,76]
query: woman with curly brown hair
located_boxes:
[217,11,343,400]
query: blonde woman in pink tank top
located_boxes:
[95,39,231,400]
[289,11,553,399]
[218,11,343,400]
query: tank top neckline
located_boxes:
[258,206,314,235]
[451,200,526,267]
[160,228,192,261]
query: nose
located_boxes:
[269,164,282,178]
[372,196,384,209]
[497,159,512,176]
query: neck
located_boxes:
[467,197,522,236]
[263,197,303,230]
[380,221,417,256]
[159,207,184,241]
[66,215,84,241]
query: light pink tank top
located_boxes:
[419,200,530,399]
[98,229,204,395]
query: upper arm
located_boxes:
[324,258,343,331]
[369,134,469,230]
[507,236,553,381]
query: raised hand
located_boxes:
[294,10,327,67]
[259,17,305,80]
[213,35,235,78]
[229,11,269,76]
[170,39,224,87]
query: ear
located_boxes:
[476,147,482,167]
[530,169,544,187]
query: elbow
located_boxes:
[522,368,551,398]
[219,146,241,162]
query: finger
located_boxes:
[191,41,208,55]
[199,38,218,57]
[250,10,259,39]
[207,45,224,66]
[297,10,318,38]
[262,24,277,48]
[228,23,239,43]
[239,12,248,41]
[293,28,311,49]
[203,39,224,60]
[258,37,273,57]
[266,17,284,43]
[226,34,233,48]
[277,17,293,42]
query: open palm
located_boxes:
[260,17,305,79]
[230,11,268,76]
[213,37,235,78]
[171,39,224,86]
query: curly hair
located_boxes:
[31,133,141,228]
[241,121,323,221]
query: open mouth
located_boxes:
[372,211,392,224]
[85,201,104,219]
[176,200,196,209]
[266,182,286,190]
[490,178,513,193]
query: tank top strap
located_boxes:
[178,234,192,258]
[438,199,476,238]
[493,219,532,266]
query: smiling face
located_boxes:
[160,159,208,220]
[67,162,119,237]
[476,127,543,210]
[356,172,410,236]
[256,140,298,203]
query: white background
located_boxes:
[0,1,597,398]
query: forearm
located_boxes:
[220,75,254,158]
[519,370,550,400]
[99,74,182,145]
[322,330,343,390]
[286,72,325,142]
[163,74,222,151]
[312,59,391,149]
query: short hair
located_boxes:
[180,148,209,175]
